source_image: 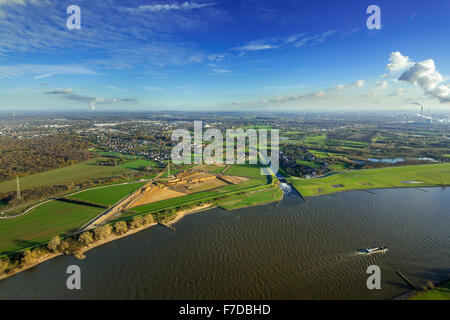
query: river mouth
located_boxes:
[0,187,449,300]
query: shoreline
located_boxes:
[293,183,448,199]
[0,203,215,282]
[391,279,450,300]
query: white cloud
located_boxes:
[336,80,365,89]
[263,84,304,90]
[143,86,165,91]
[399,59,443,92]
[293,30,336,48]
[106,86,130,92]
[431,84,450,103]
[45,88,73,94]
[265,90,326,104]
[353,80,365,88]
[376,81,388,89]
[387,51,413,72]
[127,2,216,13]
[233,44,278,52]
[393,53,450,103]
[208,54,225,62]
[0,64,98,79]
[211,68,232,74]
[233,30,337,53]
[390,88,405,96]
[0,1,227,70]
[0,0,27,6]
[44,88,137,110]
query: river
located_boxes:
[0,187,449,300]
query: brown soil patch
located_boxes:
[127,184,187,208]
[126,169,248,209]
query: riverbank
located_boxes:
[287,163,450,197]
[392,279,450,300]
[0,203,214,281]
[410,280,450,300]
[1,185,284,281]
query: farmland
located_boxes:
[118,159,160,170]
[68,182,146,207]
[0,158,133,193]
[288,163,450,197]
[0,200,104,255]
[225,164,267,179]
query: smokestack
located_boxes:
[421,106,423,117]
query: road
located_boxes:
[0,179,150,220]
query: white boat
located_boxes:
[364,246,388,254]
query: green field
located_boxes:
[68,182,145,206]
[118,159,160,170]
[0,158,133,193]
[218,185,283,210]
[95,151,141,159]
[303,134,368,150]
[0,200,104,255]
[411,282,450,300]
[296,160,321,168]
[131,190,218,213]
[287,163,450,197]
[225,164,267,179]
[308,150,328,158]
[304,134,327,146]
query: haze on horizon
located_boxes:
[0,0,449,112]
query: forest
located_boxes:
[0,135,93,182]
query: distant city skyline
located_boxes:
[0,0,449,111]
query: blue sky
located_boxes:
[0,0,449,111]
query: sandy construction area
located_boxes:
[128,185,186,208]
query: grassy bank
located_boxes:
[0,164,272,256]
[218,184,283,210]
[118,159,160,170]
[0,176,281,280]
[0,200,104,255]
[68,182,145,207]
[411,281,450,300]
[287,163,450,197]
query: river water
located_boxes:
[0,187,449,300]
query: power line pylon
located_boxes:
[16,176,22,202]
